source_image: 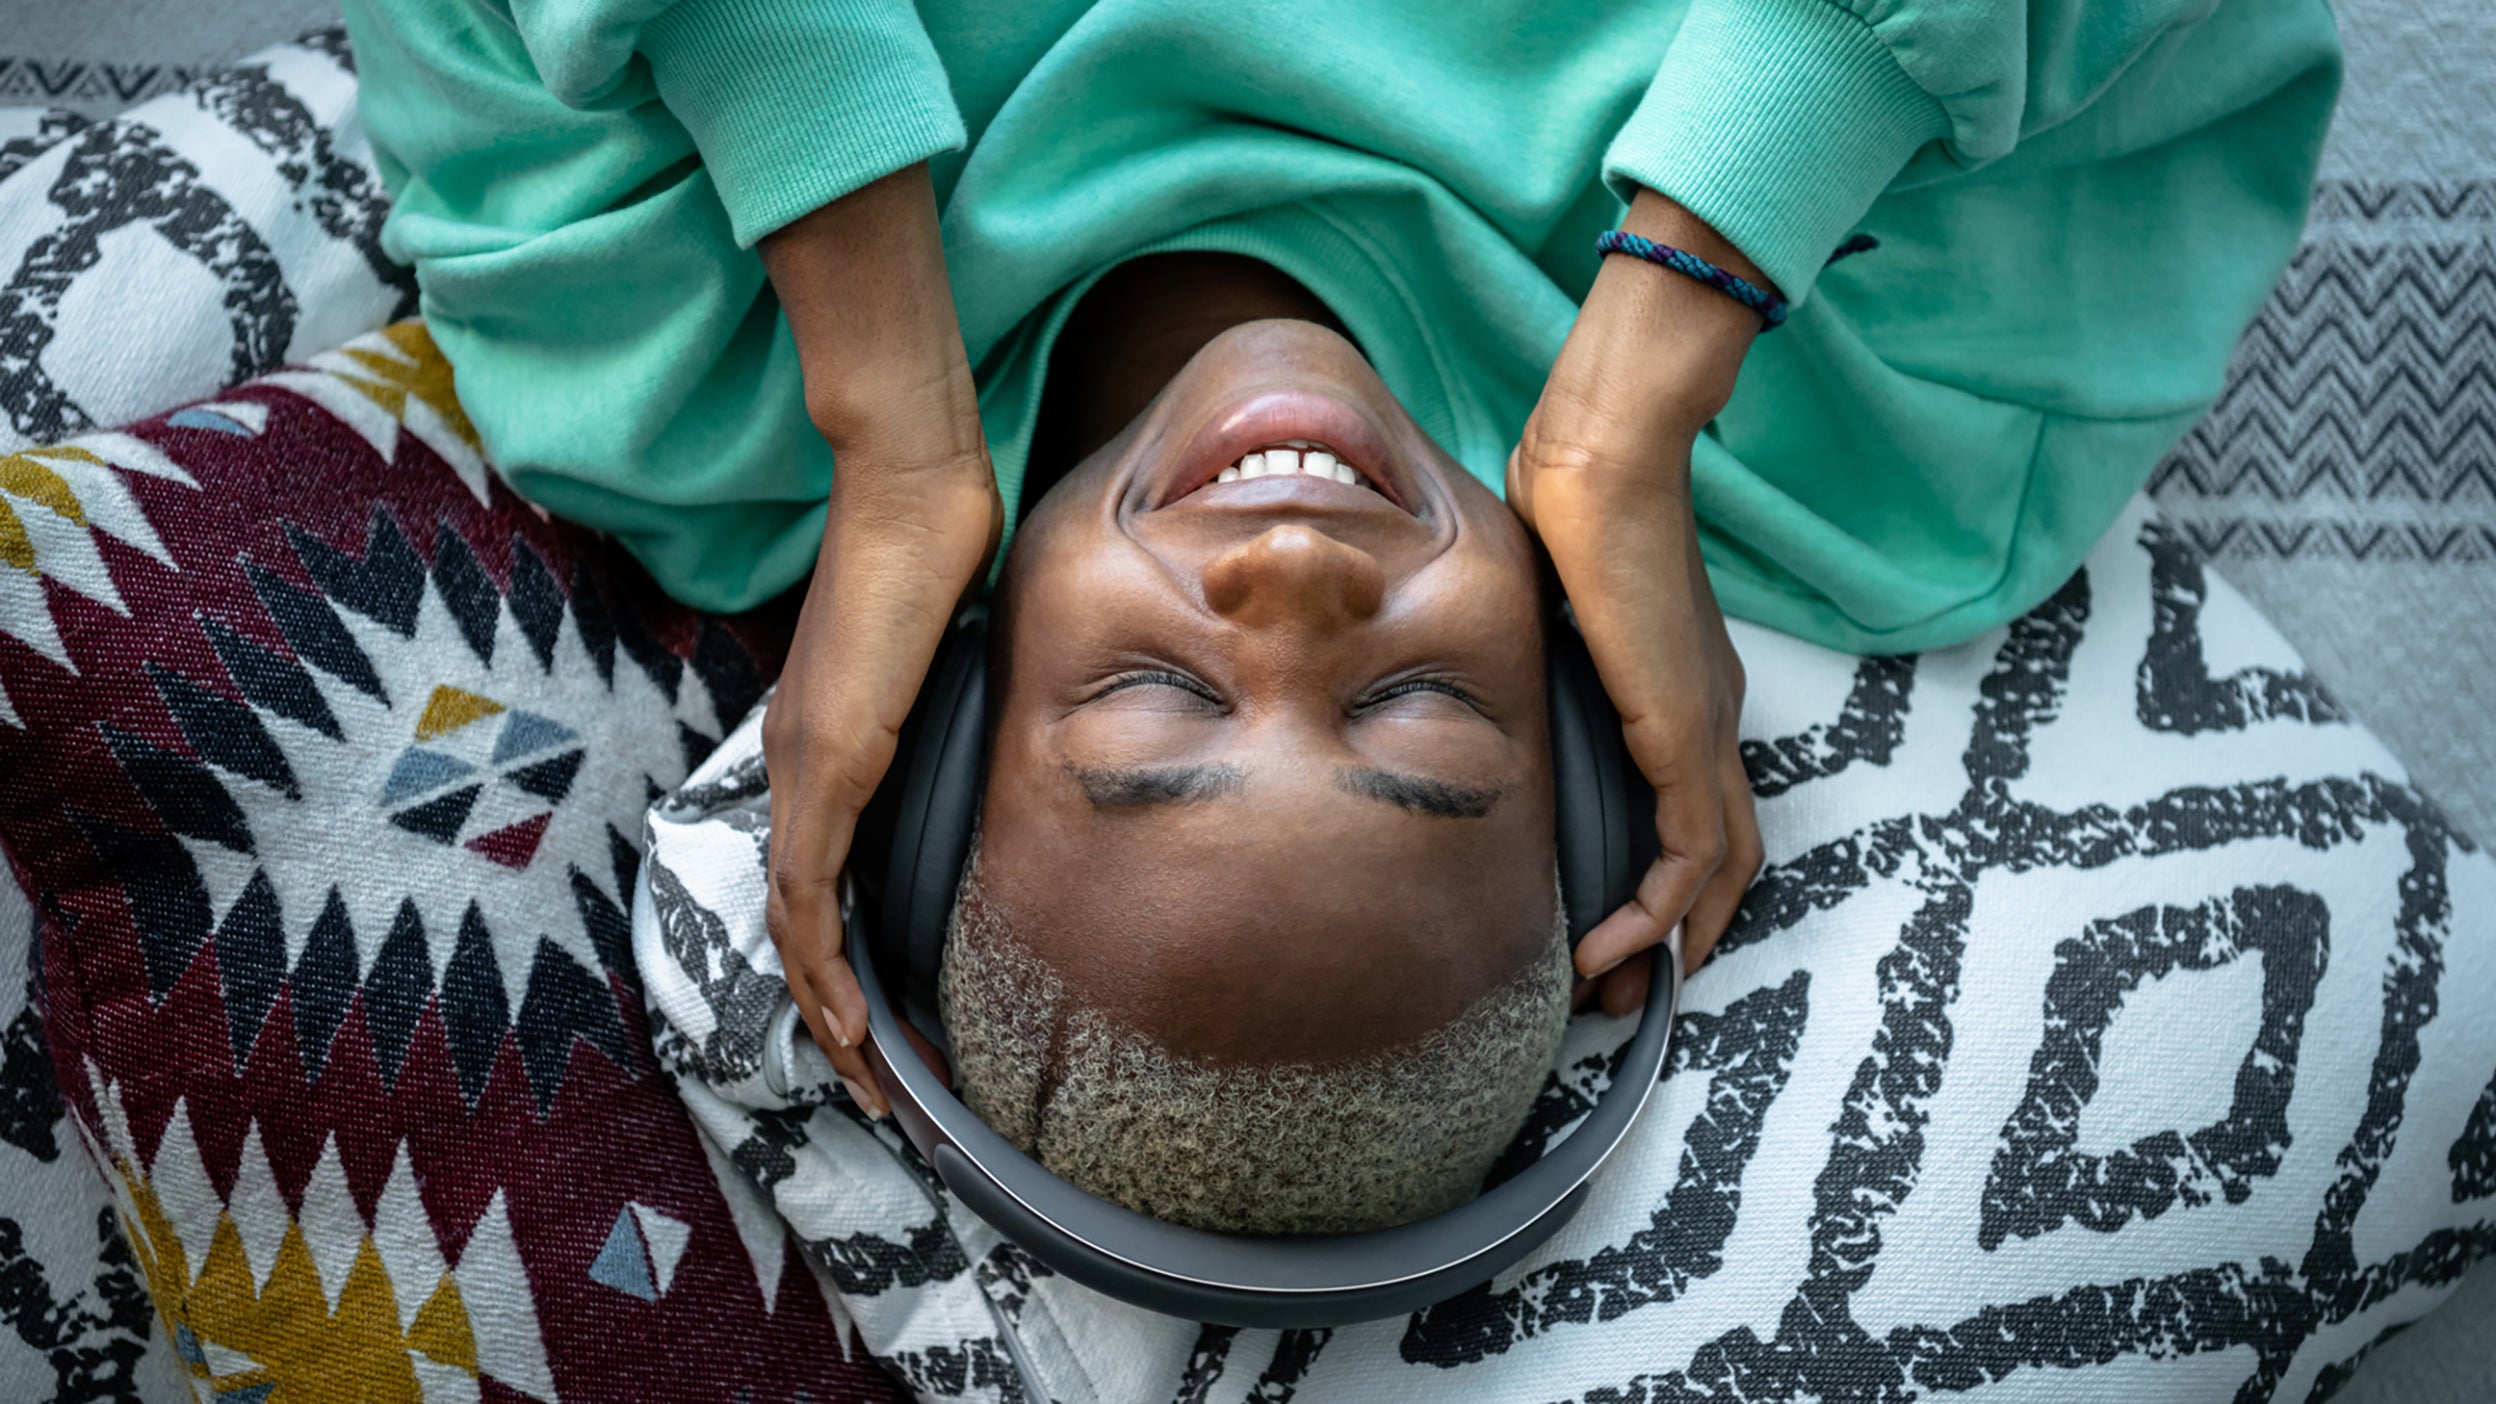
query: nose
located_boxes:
[1201,524,1386,631]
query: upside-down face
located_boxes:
[977,317,1559,1067]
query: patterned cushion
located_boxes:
[0,321,909,1403]
[638,499,2496,1404]
[2,32,425,1397]
[0,29,415,454]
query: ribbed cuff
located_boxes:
[641,0,967,248]
[1604,0,1948,305]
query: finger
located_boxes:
[763,780,839,1057]
[1680,747,1763,970]
[767,798,865,1039]
[1575,766,1727,977]
[836,1054,890,1121]
[1597,950,1653,1018]
[792,957,890,1116]
[764,939,886,1115]
[775,895,891,1118]
[764,793,888,1123]
[817,1003,888,1119]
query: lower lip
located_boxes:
[1158,391,1405,510]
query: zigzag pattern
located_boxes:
[2149,241,2496,507]
[106,492,727,1112]
[2175,520,2496,564]
[82,1084,557,1402]
[0,56,200,114]
[2307,180,2496,225]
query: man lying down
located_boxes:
[656,254,1591,1243]
[342,0,2341,1380]
[938,260,1579,1234]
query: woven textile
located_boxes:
[0,867,185,1401]
[0,322,911,1403]
[0,29,426,1400]
[2144,176,2496,847]
[0,29,414,455]
[639,496,2496,1404]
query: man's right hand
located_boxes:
[758,163,1000,1118]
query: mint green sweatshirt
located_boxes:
[338,0,2338,653]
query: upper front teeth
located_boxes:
[1214,441,1364,487]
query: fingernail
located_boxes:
[840,1076,886,1119]
[822,1004,851,1048]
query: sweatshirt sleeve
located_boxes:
[1580,0,2343,653]
[495,0,966,247]
[1603,0,2322,305]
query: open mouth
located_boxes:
[1157,391,1412,511]
[1204,439,1380,491]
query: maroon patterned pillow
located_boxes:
[0,323,905,1403]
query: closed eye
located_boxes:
[1355,677,1488,717]
[1089,670,1222,706]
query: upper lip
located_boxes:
[1153,390,1412,513]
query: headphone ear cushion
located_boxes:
[1545,613,1657,949]
[875,609,990,1032]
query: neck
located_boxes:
[1026,253,1347,512]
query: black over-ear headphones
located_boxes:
[850,603,1680,1328]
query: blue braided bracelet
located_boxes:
[1594,229,1788,330]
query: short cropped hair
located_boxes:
[938,848,1572,1236]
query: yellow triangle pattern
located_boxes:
[1,449,88,522]
[333,322,481,453]
[0,446,101,575]
[407,1276,479,1372]
[257,322,494,507]
[416,685,504,741]
[113,1154,508,1404]
[0,499,27,575]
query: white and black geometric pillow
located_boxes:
[638,497,2496,1404]
[0,28,413,454]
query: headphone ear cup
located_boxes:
[1545,611,1657,949]
[874,608,990,1035]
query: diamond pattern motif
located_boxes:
[0,324,889,1402]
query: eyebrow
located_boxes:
[1063,761,1504,819]
[1066,762,1246,808]
[1336,766,1506,819]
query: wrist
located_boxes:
[805,362,986,472]
[1619,187,1772,291]
[1568,189,1766,436]
[822,442,999,573]
[764,164,983,457]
